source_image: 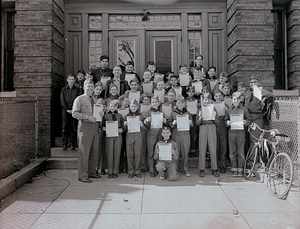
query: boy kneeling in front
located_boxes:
[153,126,179,181]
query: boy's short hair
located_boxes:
[67,74,75,79]
[141,92,153,100]
[194,66,202,71]
[126,60,134,66]
[77,70,86,75]
[151,95,159,102]
[195,54,203,60]
[109,99,119,107]
[207,66,216,72]
[119,94,129,103]
[156,79,165,84]
[219,72,228,78]
[147,61,155,67]
[95,81,103,88]
[186,86,195,93]
[143,69,151,76]
[109,83,118,90]
[179,64,187,69]
[130,78,139,85]
[222,82,231,89]
[100,55,109,61]
[237,81,246,88]
[170,74,178,80]
[175,95,185,102]
[213,89,223,96]
[84,79,94,86]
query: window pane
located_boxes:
[89,15,102,29]
[89,32,102,70]
[155,40,171,74]
[2,12,15,91]
[273,9,285,89]
[188,31,202,67]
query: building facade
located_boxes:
[1,0,300,156]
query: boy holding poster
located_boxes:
[101,100,124,179]
[225,92,251,177]
[141,70,154,94]
[213,90,228,174]
[144,95,166,177]
[196,97,220,178]
[124,99,145,178]
[169,95,193,177]
[186,86,199,157]
[153,126,179,181]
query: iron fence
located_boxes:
[0,98,38,179]
[270,96,300,186]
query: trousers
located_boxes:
[198,124,218,170]
[77,122,99,179]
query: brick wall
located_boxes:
[287,0,300,90]
[14,0,64,156]
[227,0,274,90]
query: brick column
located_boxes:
[227,0,274,90]
[14,0,64,156]
[287,0,300,90]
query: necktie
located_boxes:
[90,96,94,112]
[112,112,117,121]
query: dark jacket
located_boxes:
[92,68,113,83]
[104,79,130,99]
[60,85,81,111]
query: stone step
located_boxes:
[51,147,79,158]
[46,158,78,169]
[49,148,212,169]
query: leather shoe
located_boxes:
[199,170,205,177]
[62,145,67,150]
[112,173,118,178]
[100,169,107,175]
[71,146,76,150]
[108,174,113,179]
[220,167,226,174]
[128,174,134,178]
[212,170,220,178]
[136,173,142,178]
[89,174,102,179]
[78,178,92,183]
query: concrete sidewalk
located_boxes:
[0,169,299,229]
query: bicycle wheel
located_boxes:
[243,144,259,179]
[268,152,293,199]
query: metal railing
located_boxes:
[0,98,38,179]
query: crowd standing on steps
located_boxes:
[59,54,275,183]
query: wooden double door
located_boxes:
[109,30,181,76]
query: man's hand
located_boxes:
[226,120,231,126]
[87,116,97,122]
[67,110,72,114]
[124,121,128,126]
[172,120,177,125]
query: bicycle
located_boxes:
[243,122,293,199]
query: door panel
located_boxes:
[66,32,82,76]
[209,30,224,74]
[146,31,181,75]
[109,30,145,75]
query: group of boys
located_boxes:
[60,54,273,183]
